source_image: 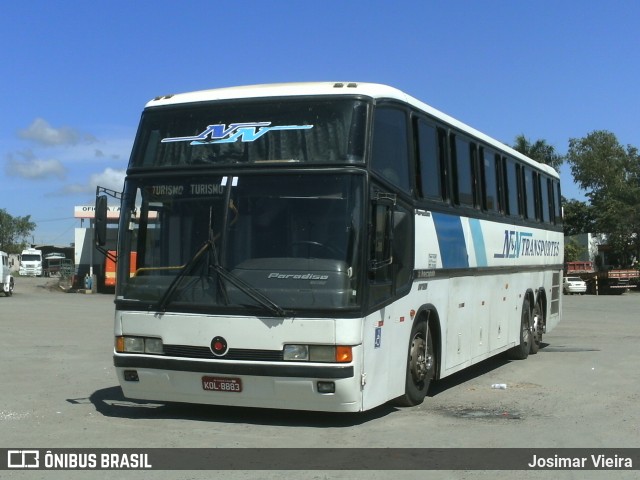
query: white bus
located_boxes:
[96,82,563,412]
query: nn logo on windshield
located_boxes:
[161,122,314,145]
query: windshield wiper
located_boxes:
[156,239,289,317]
[208,262,288,317]
[157,240,212,312]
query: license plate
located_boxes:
[202,376,242,393]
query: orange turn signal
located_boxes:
[335,346,353,363]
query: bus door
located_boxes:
[362,189,414,408]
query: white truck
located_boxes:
[1,251,14,296]
[19,247,43,276]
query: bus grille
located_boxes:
[162,345,283,362]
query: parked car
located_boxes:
[563,276,587,295]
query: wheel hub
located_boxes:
[409,336,432,383]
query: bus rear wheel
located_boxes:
[508,298,531,360]
[530,300,543,354]
[393,318,435,407]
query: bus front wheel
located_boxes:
[394,318,435,407]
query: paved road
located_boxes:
[1,276,638,479]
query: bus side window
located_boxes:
[540,176,551,223]
[438,127,450,201]
[552,180,563,225]
[481,148,500,213]
[371,107,411,193]
[452,135,475,207]
[523,167,536,221]
[495,155,506,214]
[533,171,542,221]
[504,157,521,217]
[416,118,444,201]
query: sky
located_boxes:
[1,0,638,246]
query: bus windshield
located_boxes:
[117,173,364,314]
[130,98,368,169]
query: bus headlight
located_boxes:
[123,337,144,353]
[116,336,164,354]
[144,337,164,354]
[283,345,352,363]
[283,344,308,361]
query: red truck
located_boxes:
[564,261,638,295]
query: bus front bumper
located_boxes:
[114,354,362,412]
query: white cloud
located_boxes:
[89,167,126,193]
[18,118,97,146]
[5,152,67,179]
[46,168,126,197]
[56,183,94,195]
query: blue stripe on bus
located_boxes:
[432,213,469,269]
[469,218,488,267]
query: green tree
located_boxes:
[513,134,564,171]
[561,197,597,236]
[566,130,640,266]
[0,209,36,253]
[564,238,585,263]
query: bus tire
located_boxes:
[4,279,13,296]
[508,297,531,360]
[530,300,543,354]
[393,317,435,407]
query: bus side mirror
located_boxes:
[95,195,108,247]
[369,197,395,271]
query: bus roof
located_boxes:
[145,82,558,177]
